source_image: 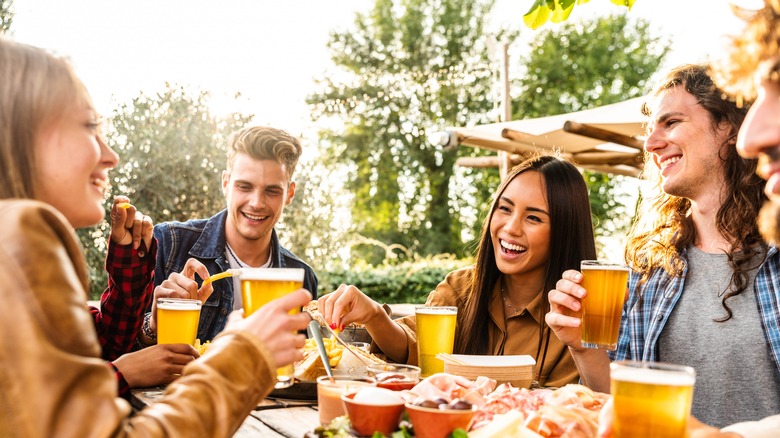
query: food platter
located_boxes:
[268,380,318,401]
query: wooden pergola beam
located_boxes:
[563,121,645,151]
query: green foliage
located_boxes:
[523,0,636,29]
[0,0,13,34]
[515,13,667,117]
[307,0,499,264]
[513,13,668,252]
[277,158,357,273]
[77,84,252,299]
[318,255,472,304]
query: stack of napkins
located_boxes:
[441,354,535,388]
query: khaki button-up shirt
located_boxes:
[393,266,579,388]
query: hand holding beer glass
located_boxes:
[610,361,696,438]
[579,260,629,350]
[240,267,305,389]
[415,306,457,377]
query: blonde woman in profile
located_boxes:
[0,36,312,437]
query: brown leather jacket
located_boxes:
[0,200,275,437]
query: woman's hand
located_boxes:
[112,343,200,388]
[317,284,384,330]
[545,269,588,351]
[150,258,215,332]
[228,289,312,368]
[109,196,153,251]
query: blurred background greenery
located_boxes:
[2,0,667,302]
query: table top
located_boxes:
[131,387,321,438]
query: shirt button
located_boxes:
[221,308,228,315]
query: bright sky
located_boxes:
[10,0,752,136]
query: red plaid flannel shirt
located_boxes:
[89,238,156,398]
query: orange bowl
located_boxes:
[341,391,405,436]
[405,402,476,438]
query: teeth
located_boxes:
[243,212,267,221]
[660,156,680,168]
[501,240,526,252]
[90,178,107,189]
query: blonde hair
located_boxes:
[226,126,302,181]
[0,37,92,199]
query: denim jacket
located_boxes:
[152,209,318,342]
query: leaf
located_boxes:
[523,0,553,30]
[610,0,636,9]
[550,1,576,24]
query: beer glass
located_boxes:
[156,298,202,345]
[239,267,304,389]
[580,260,629,350]
[610,361,696,438]
[415,306,457,378]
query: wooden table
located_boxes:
[131,387,321,437]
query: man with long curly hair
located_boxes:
[548,63,780,429]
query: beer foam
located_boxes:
[581,262,630,271]
[239,267,305,282]
[415,306,457,315]
[611,366,695,386]
[157,298,202,310]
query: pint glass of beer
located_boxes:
[610,361,696,438]
[157,298,202,345]
[415,306,457,378]
[580,260,629,350]
[239,267,305,388]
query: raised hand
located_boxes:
[150,258,215,332]
[317,284,384,330]
[109,196,153,251]
[545,269,588,351]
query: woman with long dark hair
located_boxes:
[319,155,596,387]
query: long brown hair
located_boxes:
[0,37,90,200]
[457,155,596,354]
[625,64,766,321]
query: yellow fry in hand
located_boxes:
[117,202,131,209]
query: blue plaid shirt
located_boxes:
[608,246,780,377]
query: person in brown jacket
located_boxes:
[0,36,312,437]
[317,155,597,388]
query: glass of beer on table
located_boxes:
[240,267,305,389]
[579,260,629,350]
[610,361,696,438]
[156,298,202,345]
[415,306,457,378]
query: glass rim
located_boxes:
[316,375,376,385]
[610,360,695,376]
[414,305,457,313]
[238,267,305,281]
[156,297,202,305]
[581,260,629,270]
[367,363,421,372]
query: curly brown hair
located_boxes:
[714,1,780,102]
[625,64,767,321]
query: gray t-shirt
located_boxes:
[658,246,780,427]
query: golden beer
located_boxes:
[610,361,696,438]
[157,298,202,345]
[239,268,304,388]
[415,306,457,378]
[580,261,629,350]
